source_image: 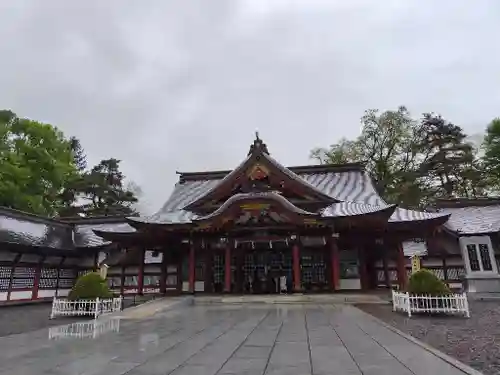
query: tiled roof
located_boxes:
[390,207,449,222]
[321,202,395,217]
[134,165,446,225]
[0,209,74,250]
[439,204,500,234]
[0,207,130,251]
[74,222,136,247]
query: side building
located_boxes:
[0,135,499,303]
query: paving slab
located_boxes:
[0,301,482,375]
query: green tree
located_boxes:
[79,158,139,216]
[418,113,485,198]
[311,106,427,207]
[311,107,486,207]
[0,110,77,215]
[59,137,88,217]
[482,118,500,193]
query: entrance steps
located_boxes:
[194,293,389,305]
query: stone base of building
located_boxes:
[465,274,500,293]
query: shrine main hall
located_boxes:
[7,134,500,302]
[92,134,450,295]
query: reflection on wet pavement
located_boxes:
[0,303,478,375]
[48,318,121,340]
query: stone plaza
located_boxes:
[0,300,482,375]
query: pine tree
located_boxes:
[80,158,138,216]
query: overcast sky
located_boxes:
[1,0,499,214]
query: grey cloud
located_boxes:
[0,0,499,214]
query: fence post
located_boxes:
[50,297,57,319]
[94,297,100,319]
[463,293,470,318]
[405,292,411,317]
[391,290,396,311]
[120,295,124,311]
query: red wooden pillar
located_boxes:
[382,254,390,288]
[292,239,301,292]
[205,249,213,293]
[188,242,196,293]
[120,265,125,296]
[138,249,145,295]
[55,256,65,297]
[160,250,167,294]
[32,256,45,300]
[7,253,22,301]
[330,236,340,291]
[224,244,231,293]
[358,247,369,291]
[396,242,407,290]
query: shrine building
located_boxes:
[0,134,499,303]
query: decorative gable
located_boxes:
[183,134,335,212]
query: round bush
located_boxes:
[68,272,113,300]
[407,269,451,296]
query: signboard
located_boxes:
[411,255,421,274]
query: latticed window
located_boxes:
[463,237,495,273]
[59,269,76,278]
[143,275,160,286]
[377,270,385,282]
[467,244,481,271]
[479,244,493,271]
[0,266,11,278]
[11,278,34,289]
[124,276,138,286]
[429,268,445,280]
[195,257,205,281]
[447,267,466,280]
[0,278,10,291]
[213,254,224,284]
[58,279,74,288]
[39,278,57,288]
[107,277,122,289]
[41,268,58,278]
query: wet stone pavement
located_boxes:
[0,303,479,375]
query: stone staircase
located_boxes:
[194,293,389,305]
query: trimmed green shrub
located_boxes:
[407,269,451,296]
[68,272,113,300]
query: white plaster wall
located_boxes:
[38,289,56,298]
[57,289,70,297]
[9,291,32,300]
[0,292,7,301]
[339,279,361,290]
[195,281,204,292]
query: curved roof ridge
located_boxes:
[194,192,316,222]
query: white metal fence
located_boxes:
[392,290,470,317]
[48,318,121,339]
[50,296,123,319]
